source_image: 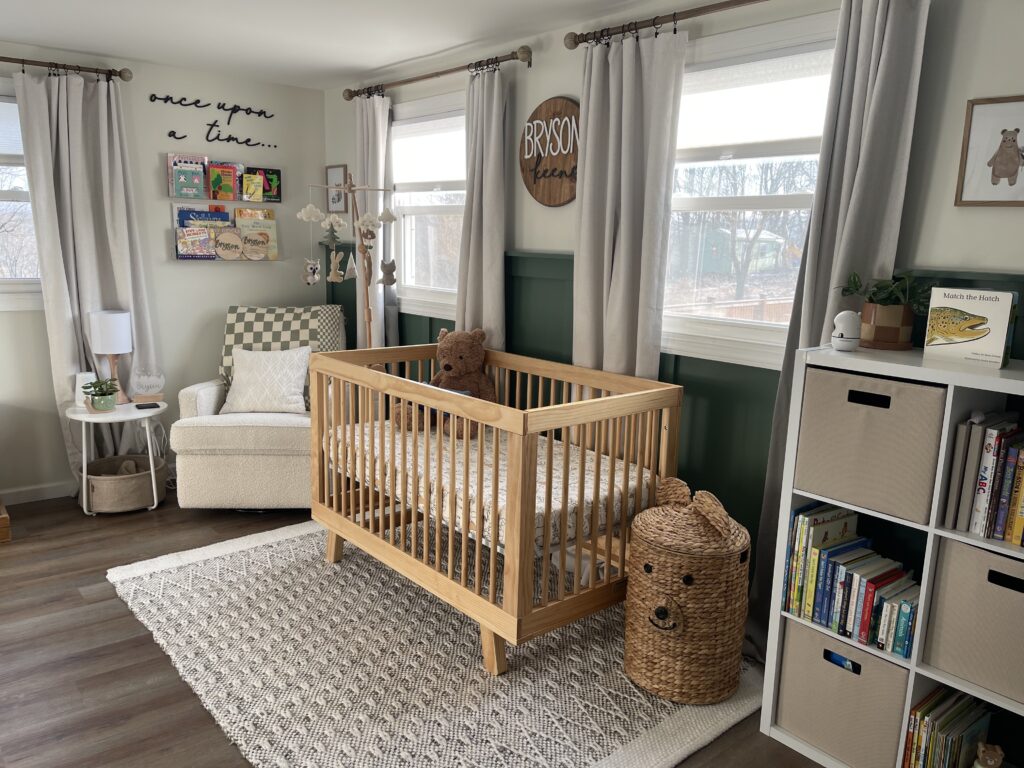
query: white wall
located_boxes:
[898,0,1023,271]
[0,41,325,501]
[324,0,841,254]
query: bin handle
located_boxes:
[823,648,861,675]
[847,389,891,409]
[988,569,1024,594]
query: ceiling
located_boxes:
[0,0,641,89]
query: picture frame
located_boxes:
[325,164,349,213]
[955,95,1024,207]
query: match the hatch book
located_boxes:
[924,287,1018,369]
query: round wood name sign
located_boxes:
[519,96,579,207]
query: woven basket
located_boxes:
[625,478,750,704]
[86,455,167,513]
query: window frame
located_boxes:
[0,83,42,311]
[660,12,838,370]
[390,93,465,320]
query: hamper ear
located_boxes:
[437,328,449,342]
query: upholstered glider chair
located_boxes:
[170,305,344,509]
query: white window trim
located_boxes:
[391,94,465,318]
[660,14,836,370]
[0,84,42,310]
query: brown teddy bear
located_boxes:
[975,743,1004,768]
[407,327,496,437]
[987,128,1023,186]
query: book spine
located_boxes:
[877,600,893,650]
[819,558,837,626]
[852,574,869,642]
[993,447,1019,540]
[894,601,913,656]
[830,569,846,633]
[790,516,807,612]
[811,549,830,624]
[803,547,821,619]
[901,707,916,768]
[781,517,794,611]
[839,571,856,637]
[986,433,1015,537]
[885,603,900,652]
[970,430,1000,536]
[859,581,880,644]
[1007,467,1024,546]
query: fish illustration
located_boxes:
[926,306,991,345]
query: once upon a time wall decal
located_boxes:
[149,92,279,149]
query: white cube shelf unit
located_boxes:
[762,345,1024,768]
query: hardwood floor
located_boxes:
[0,494,815,768]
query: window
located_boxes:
[0,83,41,311]
[391,95,465,319]
[661,38,834,368]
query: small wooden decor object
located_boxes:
[519,96,579,207]
[0,497,10,543]
[955,94,1024,207]
[860,302,914,350]
[625,478,750,704]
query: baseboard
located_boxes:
[0,480,77,506]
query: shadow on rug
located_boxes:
[108,522,762,768]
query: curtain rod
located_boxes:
[342,45,531,101]
[563,0,770,49]
[0,54,132,81]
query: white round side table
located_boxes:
[65,402,168,516]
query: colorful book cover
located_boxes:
[993,441,1021,540]
[178,209,231,228]
[1005,457,1024,545]
[241,173,264,202]
[814,537,869,625]
[970,422,1017,536]
[924,287,1018,369]
[167,152,207,196]
[170,202,203,228]
[207,162,239,200]
[786,505,840,612]
[172,165,206,198]
[870,574,915,647]
[175,227,216,259]
[894,587,921,658]
[246,166,281,202]
[985,429,1020,538]
[830,550,876,633]
[234,207,276,221]
[799,511,855,618]
[859,568,903,644]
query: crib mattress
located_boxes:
[334,420,653,552]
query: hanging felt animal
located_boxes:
[378,259,397,286]
[344,258,357,281]
[327,250,344,283]
[304,258,321,286]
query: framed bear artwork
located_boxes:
[956,94,1024,206]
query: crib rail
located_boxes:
[309,346,681,647]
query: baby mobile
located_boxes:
[297,172,397,348]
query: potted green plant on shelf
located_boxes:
[82,378,120,412]
[840,272,932,350]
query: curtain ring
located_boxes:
[673,12,679,34]
[653,19,663,38]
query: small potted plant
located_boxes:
[840,272,931,350]
[82,378,120,412]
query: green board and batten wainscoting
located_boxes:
[330,248,780,549]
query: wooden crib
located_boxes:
[309,345,682,675]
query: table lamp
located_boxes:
[89,310,132,404]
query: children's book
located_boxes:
[207,162,240,200]
[178,209,231,229]
[241,173,264,202]
[943,420,971,529]
[813,537,870,625]
[924,287,1018,369]
[237,218,278,260]
[802,513,858,619]
[234,207,276,221]
[993,441,1022,539]
[175,227,216,259]
[214,228,243,260]
[969,421,1018,536]
[246,166,281,202]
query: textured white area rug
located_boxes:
[108,522,762,768]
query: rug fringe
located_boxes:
[106,520,321,582]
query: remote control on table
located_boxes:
[135,402,161,409]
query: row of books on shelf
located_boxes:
[173,204,278,261]
[168,153,281,202]
[944,409,1024,546]
[903,686,991,768]
[783,504,920,658]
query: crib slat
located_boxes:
[604,418,618,585]
[378,390,386,539]
[412,403,420,558]
[400,398,408,553]
[389,394,397,546]
[331,379,341,514]
[503,369,511,408]
[322,377,331,507]
[461,421,470,587]
[636,411,649,520]
[348,383,357,522]
[620,413,634,575]
[489,427,499,604]
[575,418,587,594]
[559,394,570,602]
[474,423,484,596]
[541,425,553,605]
[422,407,431,564]
[436,413,444,572]
[646,410,657,507]
[448,417,457,579]
[589,419,603,589]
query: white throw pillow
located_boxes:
[220,346,311,414]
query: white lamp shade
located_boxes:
[89,310,133,355]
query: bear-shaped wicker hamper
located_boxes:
[625,477,750,704]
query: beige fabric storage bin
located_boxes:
[794,368,945,524]
[86,455,167,513]
[924,539,1024,704]
[776,619,908,768]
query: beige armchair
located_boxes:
[170,305,344,509]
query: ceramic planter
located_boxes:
[90,394,117,412]
[860,302,914,350]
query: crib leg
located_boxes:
[326,533,345,563]
[480,626,508,676]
